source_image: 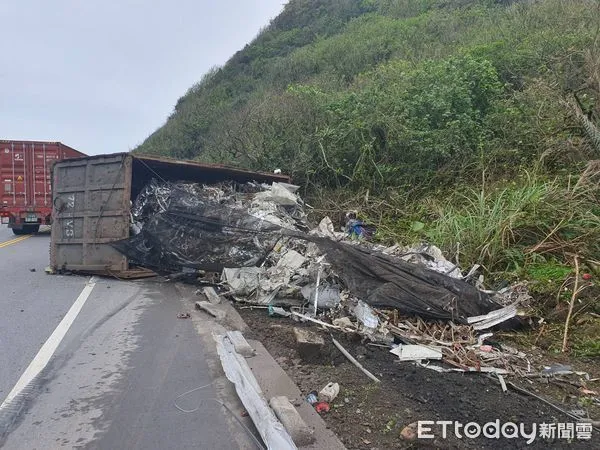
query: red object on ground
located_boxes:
[0,140,86,235]
[582,273,592,281]
[314,402,330,414]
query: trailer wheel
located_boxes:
[25,225,40,234]
[12,225,40,235]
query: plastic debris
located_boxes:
[268,305,291,317]
[310,216,337,238]
[112,180,298,274]
[254,182,300,207]
[114,178,511,321]
[542,364,575,376]
[354,301,379,329]
[318,383,340,403]
[396,244,462,279]
[277,249,306,270]
[467,304,518,330]
[344,211,375,240]
[306,392,318,405]
[303,235,502,320]
[314,402,330,414]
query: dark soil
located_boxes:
[239,307,599,449]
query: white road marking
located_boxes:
[0,277,97,409]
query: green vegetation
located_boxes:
[135,0,600,292]
[419,174,600,275]
[574,336,600,357]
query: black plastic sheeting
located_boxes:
[111,180,501,320]
[303,236,499,320]
[111,180,283,273]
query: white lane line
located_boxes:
[0,277,97,409]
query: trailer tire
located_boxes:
[25,225,40,234]
[12,225,40,235]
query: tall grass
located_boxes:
[424,171,600,275]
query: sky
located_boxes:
[0,0,286,155]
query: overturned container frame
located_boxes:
[50,153,290,277]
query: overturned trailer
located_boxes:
[49,153,289,277]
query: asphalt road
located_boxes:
[0,226,255,449]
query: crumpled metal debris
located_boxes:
[112,180,303,273]
[113,178,539,377]
[222,267,262,296]
[301,284,341,309]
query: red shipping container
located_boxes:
[0,140,86,234]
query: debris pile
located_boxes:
[113,179,304,273]
[112,178,532,375]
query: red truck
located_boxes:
[0,140,86,235]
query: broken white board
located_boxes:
[222,267,262,295]
[467,304,518,330]
[390,344,443,361]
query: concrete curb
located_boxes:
[185,284,346,449]
[248,339,345,449]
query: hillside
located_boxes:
[136,0,598,180]
[135,0,600,288]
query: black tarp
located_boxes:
[111,180,501,320]
[111,180,283,273]
[302,236,499,320]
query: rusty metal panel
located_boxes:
[134,154,291,184]
[50,154,132,274]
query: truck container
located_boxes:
[50,153,290,277]
[0,140,86,234]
